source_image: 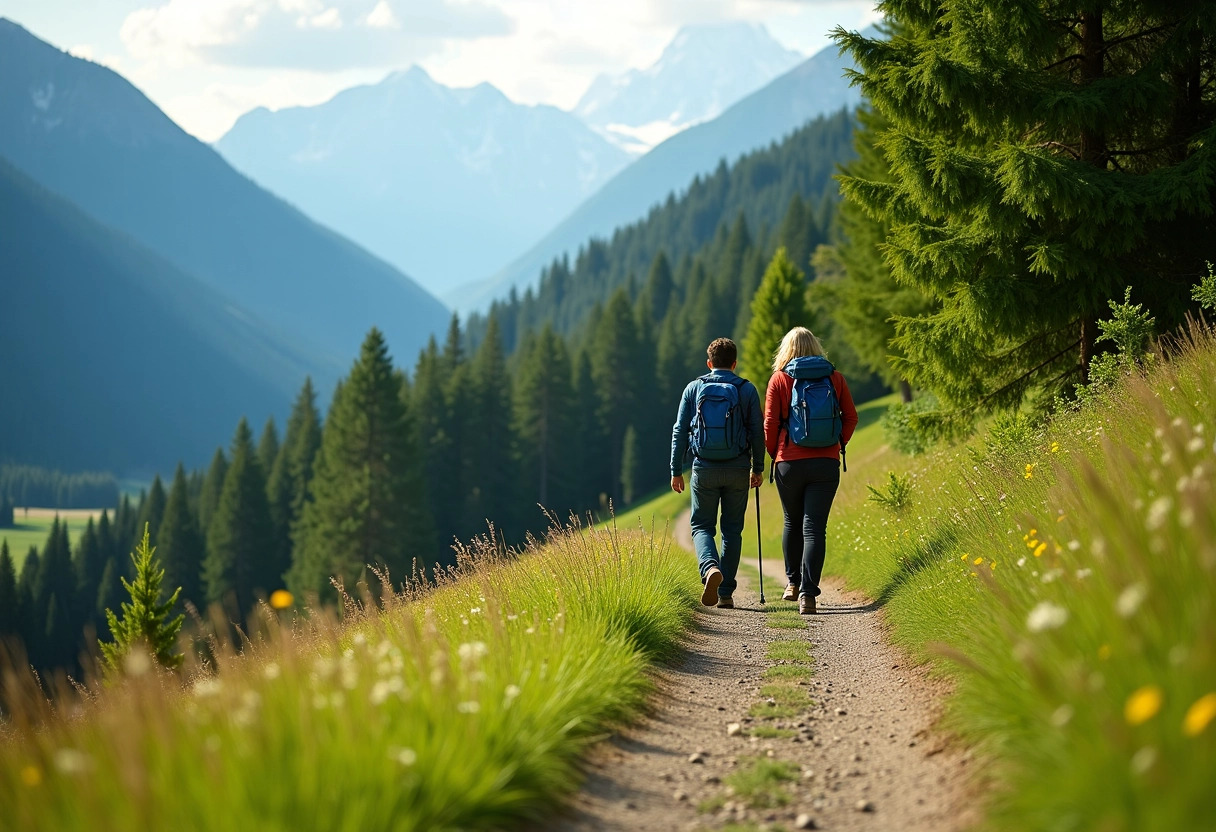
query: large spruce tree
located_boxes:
[740,247,811,391]
[291,329,436,600]
[34,518,77,670]
[266,377,322,582]
[135,476,167,545]
[158,464,205,611]
[836,3,1216,408]
[463,316,518,537]
[197,448,228,533]
[591,290,642,509]
[203,419,274,616]
[73,516,106,634]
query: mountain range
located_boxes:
[452,29,870,312]
[0,18,448,377]
[215,67,631,295]
[575,22,804,153]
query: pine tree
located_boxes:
[257,417,280,480]
[620,425,644,505]
[835,6,1216,408]
[198,448,228,533]
[637,252,676,326]
[73,516,106,634]
[266,378,322,583]
[0,541,16,635]
[412,338,460,546]
[101,525,184,671]
[440,316,473,541]
[158,464,205,611]
[114,494,137,556]
[817,102,937,403]
[513,324,575,512]
[740,247,811,391]
[203,419,274,615]
[463,315,518,538]
[136,475,167,545]
[291,329,437,600]
[33,518,77,669]
[591,290,642,508]
[571,349,609,512]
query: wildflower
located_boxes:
[1016,557,1026,567]
[1116,584,1148,618]
[1051,705,1074,727]
[470,607,482,615]
[505,684,521,700]
[1130,746,1157,775]
[1050,442,1060,454]
[1145,497,1172,531]
[1067,539,1081,551]
[21,765,42,787]
[457,701,481,714]
[264,662,281,680]
[1075,568,1092,580]
[1056,514,1066,523]
[1026,601,1068,632]
[458,642,489,661]
[371,680,392,705]
[973,556,983,565]
[1125,686,1163,725]
[269,589,294,610]
[1024,464,1035,480]
[1183,693,1216,737]
[960,554,968,562]
[392,747,417,766]
[192,678,223,698]
[1033,542,1047,558]
[990,561,997,571]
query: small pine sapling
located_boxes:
[1193,263,1216,312]
[100,524,185,671]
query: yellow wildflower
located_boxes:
[1029,528,1038,536]
[990,561,998,570]
[1025,464,1035,479]
[1183,693,1216,737]
[21,765,42,787]
[1033,542,1048,558]
[1050,442,1060,453]
[961,554,969,562]
[1125,686,1164,726]
[1056,514,1067,523]
[973,556,984,565]
[1098,644,1112,661]
[269,589,294,610]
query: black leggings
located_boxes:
[775,458,840,598]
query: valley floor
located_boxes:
[558,514,976,831]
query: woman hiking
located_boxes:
[763,327,858,615]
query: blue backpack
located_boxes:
[690,375,750,461]
[784,356,845,461]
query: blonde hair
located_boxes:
[771,327,825,373]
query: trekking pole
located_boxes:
[754,486,765,605]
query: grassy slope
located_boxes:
[0,524,699,830]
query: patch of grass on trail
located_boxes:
[748,724,796,739]
[0,523,699,831]
[719,756,799,809]
[765,610,805,629]
[748,685,812,719]
[762,664,811,681]
[821,329,1216,827]
[766,640,812,663]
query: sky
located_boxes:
[0,0,879,142]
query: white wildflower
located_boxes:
[470,607,482,615]
[457,701,481,714]
[1145,497,1172,531]
[370,680,392,705]
[505,684,521,700]
[1027,601,1069,632]
[192,678,223,698]
[1116,583,1148,618]
[1067,539,1081,552]
[1051,705,1074,727]
[392,747,417,766]
[53,749,93,775]
[1131,746,1157,775]
[458,642,488,661]
[1075,568,1093,580]
[263,662,281,680]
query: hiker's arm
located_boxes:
[838,373,859,446]
[746,382,765,474]
[763,374,781,459]
[670,382,695,478]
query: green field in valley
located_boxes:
[2,509,103,573]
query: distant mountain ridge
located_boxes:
[214,66,631,295]
[0,158,310,474]
[0,18,449,375]
[575,22,804,153]
[452,29,872,313]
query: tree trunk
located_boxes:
[898,380,913,404]
[1078,7,1105,384]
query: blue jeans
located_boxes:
[690,466,750,598]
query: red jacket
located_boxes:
[764,370,859,462]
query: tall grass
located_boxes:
[829,327,1216,830]
[0,518,699,830]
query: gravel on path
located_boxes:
[555,510,977,832]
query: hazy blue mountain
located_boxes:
[0,158,320,475]
[0,19,448,371]
[215,66,631,295]
[453,30,871,312]
[575,22,803,153]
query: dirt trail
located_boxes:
[556,512,976,831]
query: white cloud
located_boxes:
[120,0,512,70]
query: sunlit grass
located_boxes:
[0,520,699,830]
[766,641,812,663]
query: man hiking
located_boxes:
[670,338,765,608]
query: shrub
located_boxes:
[866,471,913,513]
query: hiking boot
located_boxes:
[716,595,734,609]
[701,568,723,606]
[798,594,816,615]
[782,584,797,602]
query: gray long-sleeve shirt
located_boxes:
[670,369,765,477]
